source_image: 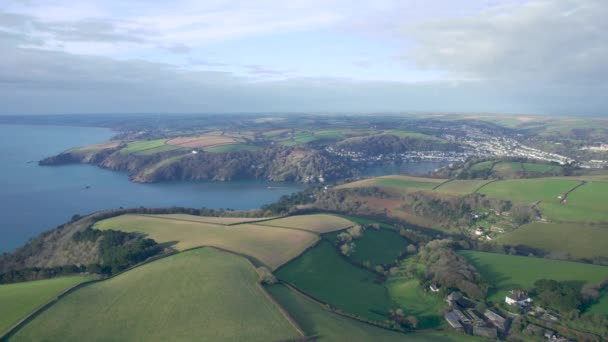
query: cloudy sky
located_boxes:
[0,0,606,115]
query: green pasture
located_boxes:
[267,284,463,342]
[11,249,298,342]
[276,241,395,322]
[499,222,608,259]
[459,251,608,305]
[0,276,93,335]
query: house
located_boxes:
[191,150,198,154]
[446,291,463,307]
[505,290,532,306]
[484,309,507,331]
[474,227,484,236]
[429,283,440,292]
[444,311,463,329]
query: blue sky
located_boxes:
[0,0,606,115]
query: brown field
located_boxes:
[166,135,237,148]
[141,214,274,225]
[259,214,354,233]
[95,214,319,269]
[70,141,121,152]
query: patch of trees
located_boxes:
[73,228,163,275]
[405,193,512,229]
[416,239,487,300]
[335,134,458,155]
[0,265,86,284]
[335,225,364,256]
[261,186,320,214]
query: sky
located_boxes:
[0,0,606,115]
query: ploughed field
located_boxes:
[10,248,298,342]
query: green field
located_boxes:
[119,139,167,154]
[522,162,562,173]
[204,144,261,153]
[11,249,298,341]
[276,241,395,322]
[460,251,608,304]
[386,279,445,329]
[434,179,492,194]
[0,276,93,335]
[383,130,447,143]
[499,222,608,259]
[375,177,440,189]
[588,289,608,315]
[95,214,319,269]
[325,228,408,266]
[540,181,608,222]
[134,144,184,155]
[469,161,495,172]
[267,284,462,342]
[260,214,354,233]
[493,161,523,176]
[478,178,579,203]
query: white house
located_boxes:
[505,290,532,306]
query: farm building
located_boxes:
[505,290,532,306]
[473,326,497,339]
[484,309,507,331]
[466,309,485,327]
[444,312,463,329]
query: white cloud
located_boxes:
[408,0,608,85]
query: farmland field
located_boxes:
[478,178,580,203]
[539,181,608,222]
[460,251,608,304]
[10,249,298,342]
[166,135,237,148]
[469,160,495,171]
[204,144,261,153]
[259,214,354,233]
[95,214,319,269]
[0,276,93,336]
[141,214,273,225]
[267,284,463,342]
[522,162,562,173]
[493,161,523,176]
[375,176,442,189]
[325,228,408,266]
[499,222,608,259]
[276,241,395,322]
[120,139,167,154]
[386,279,445,329]
[434,179,492,194]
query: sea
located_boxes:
[0,124,445,253]
[0,124,304,253]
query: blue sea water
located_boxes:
[0,124,303,253]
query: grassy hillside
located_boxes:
[267,284,467,342]
[386,279,446,329]
[95,214,319,269]
[460,251,608,304]
[540,181,608,222]
[325,228,408,266]
[0,276,93,335]
[478,178,579,203]
[276,241,395,322]
[499,222,608,259]
[260,214,354,233]
[11,249,298,342]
